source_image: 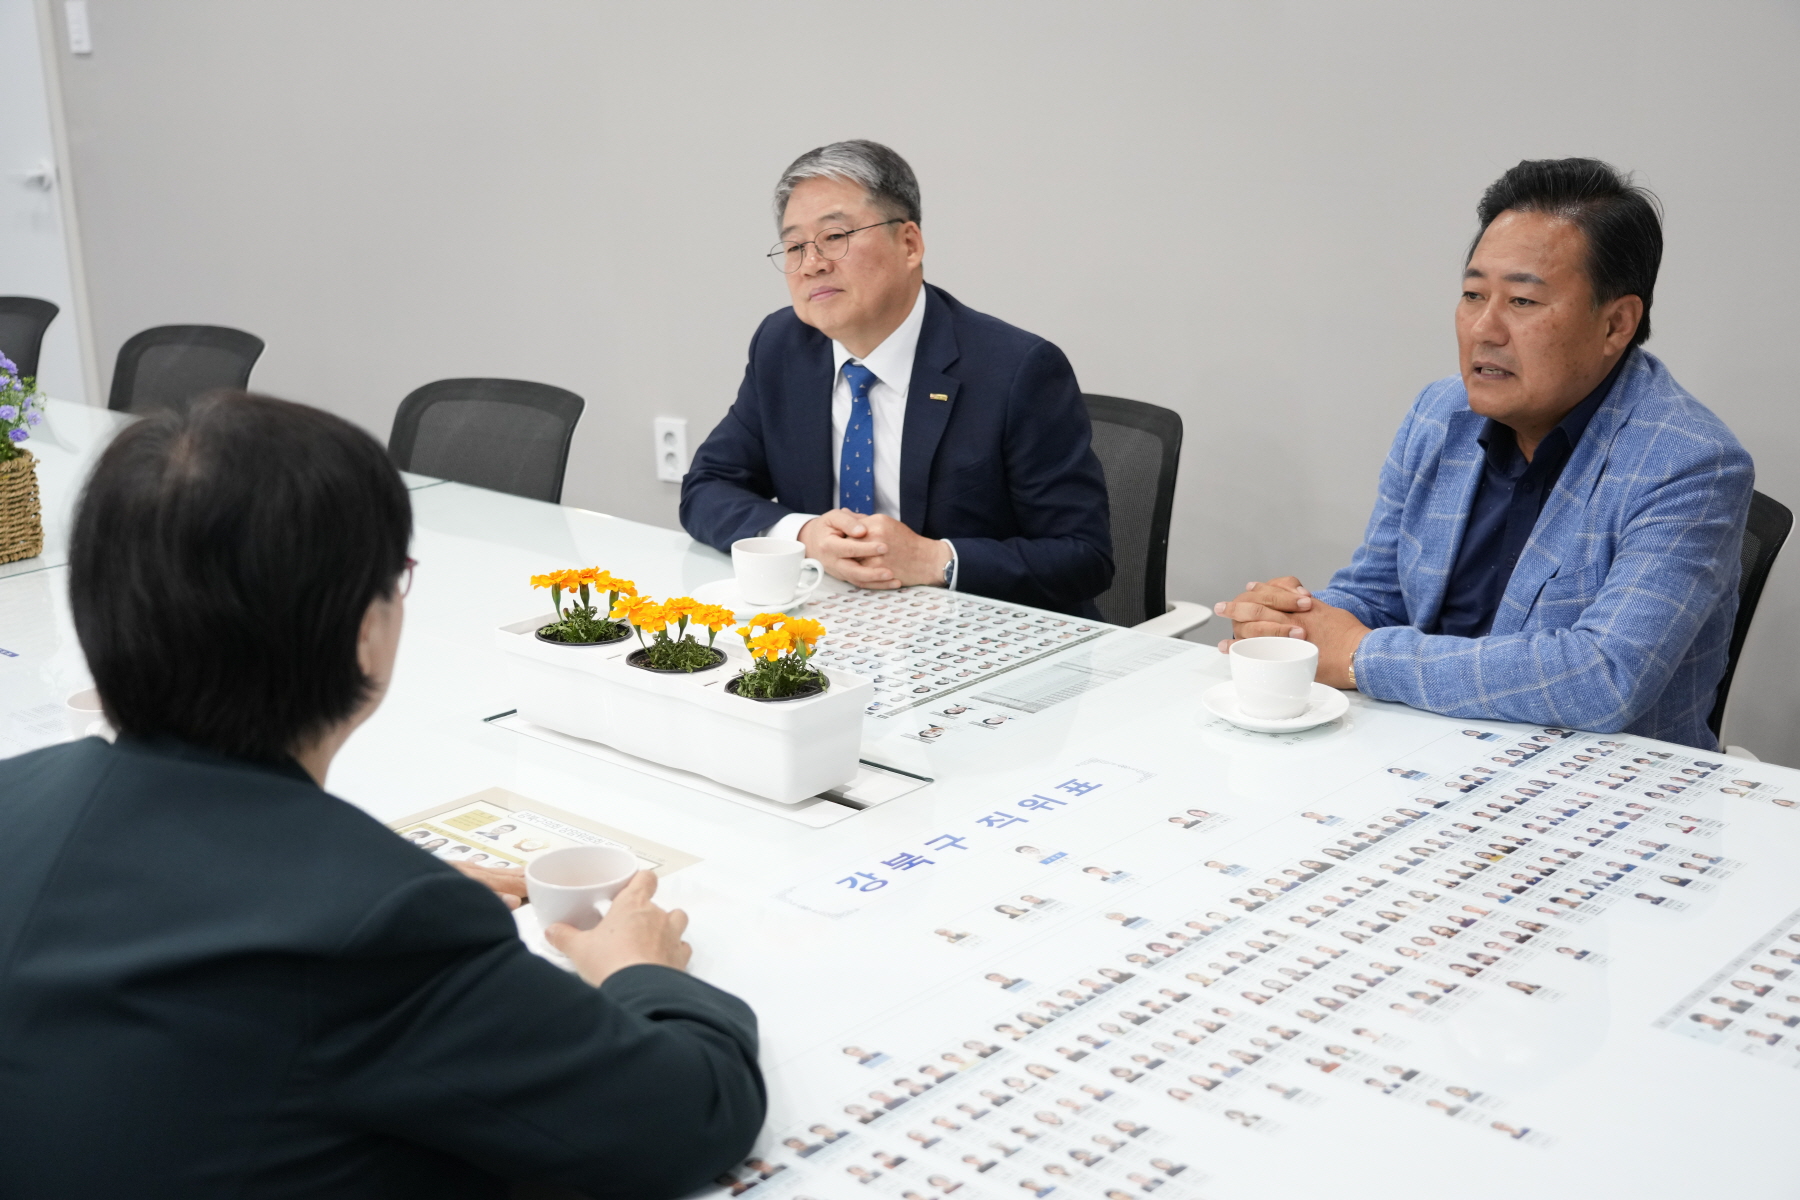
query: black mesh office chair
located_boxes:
[388,378,586,503]
[0,297,60,380]
[108,325,264,414]
[1709,489,1794,739]
[1083,393,1196,629]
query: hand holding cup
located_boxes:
[544,869,693,986]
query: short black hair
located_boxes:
[1471,158,1663,346]
[70,391,411,762]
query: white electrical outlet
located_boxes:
[653,417,689,483]
[65,1,92,54]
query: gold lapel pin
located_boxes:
[930,393,949,402]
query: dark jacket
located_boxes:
[680,284,1114,617]
[0,735,765,1199]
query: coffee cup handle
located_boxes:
[795,558,824,602]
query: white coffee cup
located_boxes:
[731,536,824,606]
[1229,637,1320,720]
[65,688,112,740]
[525,845,639,931]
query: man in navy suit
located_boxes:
[680,140,1113,617]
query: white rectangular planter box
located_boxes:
[495,616,871,804]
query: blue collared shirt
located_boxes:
[1434,357,1627,638]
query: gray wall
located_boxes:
[50,0,1800,763]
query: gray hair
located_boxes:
[772,140,921,230]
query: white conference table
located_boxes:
[3,399,1796,1200]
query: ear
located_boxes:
[1602,293,1644,353]
[902,220,926,268]
[355,597,384,677]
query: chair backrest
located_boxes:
[1709,489,1794,738]
[108,325,265,414]
[388,378,586,503]
[0,296,60,380]
[1082,393,1183,627]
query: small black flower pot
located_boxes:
[725,675,826,703]
[625,646,726,674]
[536,624,632,647]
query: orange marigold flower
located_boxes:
[693,604,734,631]
[529,573,558,590]
[619,598,669,633]
[593,571,636,597]
[749,628,794,660]
[662,596,702,620]
[748,612,784,629]
[783,617,826,645]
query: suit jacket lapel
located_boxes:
[1410,408,1486,629]
[1489,354,1640,635]
[789,330,837,516]
[899,286,961,530]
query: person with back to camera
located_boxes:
[680,139,1113,617]
[0,393,765,1198]
[1214,158,1752,751]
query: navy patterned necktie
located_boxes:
[839,362,878,515]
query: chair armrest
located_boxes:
[1132,600,1212,639]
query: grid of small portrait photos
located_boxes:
[801,587,1110,717]
[1657,905,1800,1065]
[711,726,1800,1197]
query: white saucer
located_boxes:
[512,904,577,971]
[1203,680,1349,733]
[692,577,815,620]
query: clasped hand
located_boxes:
[1212,576,1369,690]
[800,508,951,589]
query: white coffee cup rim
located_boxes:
[526,844,637,890]
[732,536,803,555]
[1230,636,1319,662]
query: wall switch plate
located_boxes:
[654,417,689,483]
[65,2,92,54]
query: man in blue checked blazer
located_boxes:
[680,141,1113,618]
[1217,159,1752,750]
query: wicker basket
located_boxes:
[0,449,44,565]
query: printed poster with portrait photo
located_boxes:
[387,786,700,876]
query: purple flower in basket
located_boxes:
[26,410,42,426]
[7,428,27,443]
[0,351,15,375]
[0,405,15,422]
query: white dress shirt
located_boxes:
[765,284,957,586]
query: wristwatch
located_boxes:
[1346,658,1358,691]
[941,555,955,589]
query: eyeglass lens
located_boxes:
[769,227,855,273]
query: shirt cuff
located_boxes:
[762,512,816,543]
[942,540,958,590]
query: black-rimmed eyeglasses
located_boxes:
[399,556,417,598]
[766,218,903,273]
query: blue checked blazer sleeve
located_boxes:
[1319,352,1752,749]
